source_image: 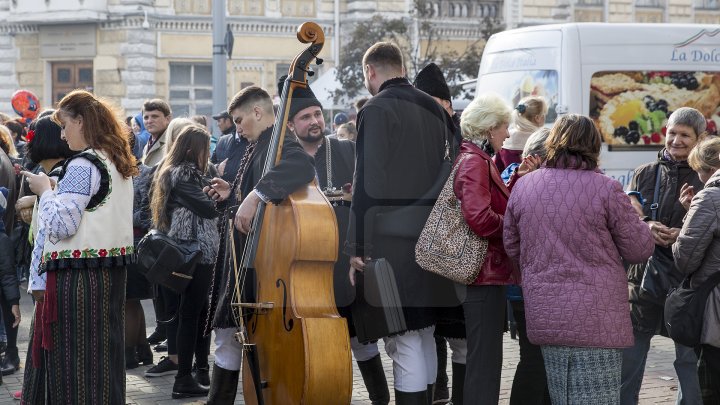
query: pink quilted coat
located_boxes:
[503,166,654,348]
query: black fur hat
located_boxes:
[277,75,323,121]
[413,63,451,102]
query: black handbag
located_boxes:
[351,258,407,344]
[665,272,720,347]
[136,221,203,294]
[639,165,683,304]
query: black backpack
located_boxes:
[665,271,720,347]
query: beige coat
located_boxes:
[673,170,720,347]
[141,131,167,167]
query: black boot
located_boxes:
[427,384,434,405]
[357,354,390,405]
[194,365,210,387]
[125,346,139,369]
[136,344,154,366]
[147,327,166,345]
[434,337,449,404]
[395,389,428,405]
[451,362,465,405]
[0,347,19,376]
[206,364,240,405]
[172,374,209,399]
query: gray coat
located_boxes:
[673,170,720,347]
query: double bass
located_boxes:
[230,22,352,405]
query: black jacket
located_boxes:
[344,77,458,331]
[207,126,316,330]
[0,233,19,305]
[627,150,703,334]
[211,133,248,184]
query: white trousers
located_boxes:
[213,327,243,371]
[383,326,437,392]
[350,336,381,362]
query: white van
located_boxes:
[476,23,720,187]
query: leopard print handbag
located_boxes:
[415,154,489,284]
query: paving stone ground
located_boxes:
[0,288,681,404]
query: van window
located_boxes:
[476,70,558,124]
[590,71,720,149]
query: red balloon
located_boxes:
[11,90,40,121]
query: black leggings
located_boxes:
[160,264,213,377]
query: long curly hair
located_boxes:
[52,90,138,178]
[150,125,211,231]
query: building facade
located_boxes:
[0,0,496,119]
[505,0,719,28]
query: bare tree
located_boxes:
[333,0,503,104]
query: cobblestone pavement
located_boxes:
[0,291,681,404]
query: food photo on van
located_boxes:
[475,23,720,188]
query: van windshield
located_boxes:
[476,70,558,124]
[590,71,720,149]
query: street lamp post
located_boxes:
[212,0,227,140]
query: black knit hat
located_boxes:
[278,75,323,121]
[413,63,451,102]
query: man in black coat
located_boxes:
[202,86,315,404]
[280,76,391,404]
[210,111,247,183]
[414,62,467,405]
[346,42,457,403]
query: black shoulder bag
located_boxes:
[136,218,203,294]
[639,164,684,304]
[665,271,720,347]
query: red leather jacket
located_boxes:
[453,141,519,286]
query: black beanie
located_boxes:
[413,63,451,102]
[277,75,323,121]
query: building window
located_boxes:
[696,0,719,8]
[52,62,93,105]
[168,63,213,118]
[636,0,661,7]
[577,0,603,6]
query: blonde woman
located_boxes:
[0,125,19,161]
[455,93,538,404]
[495,96,547,172]
[163,118,196,156]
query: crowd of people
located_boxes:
[0,40,717,405]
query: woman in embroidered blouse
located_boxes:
[19,114,77,404]
[21,90,137,404]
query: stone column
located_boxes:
[0,33,19,114]
[120,27,157,112]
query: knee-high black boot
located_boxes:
[357,354,390,405]
[451,362,465,405]
[427,384,434,405]
[395,389,428,405]
[434,336,449,403]
[206,364,239,405]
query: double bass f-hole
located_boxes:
[276,279,294,332]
